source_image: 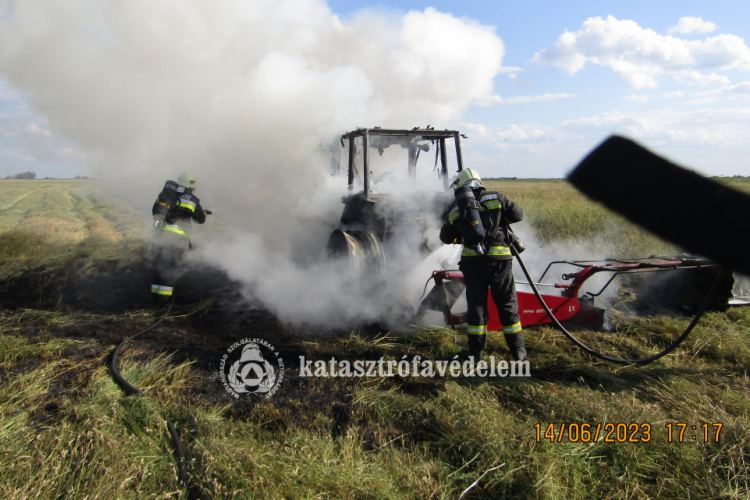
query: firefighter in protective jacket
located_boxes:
[439,168,527,361]
[150,171,208,301]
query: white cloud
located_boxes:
[693,34,750,69]
[457,105,750,178]
[668,17,716,34]
[495,124,546,142]
[624,95,650,103]
[562,107,750,146]
[674,70,730,86]
[477,92,573,106]
[723,81,750,94]
[564,111,629,128]
[458,121,492,138]
[532,16,750,89]
[691,81,750,103]
[55,147,86,158]
[1,126,22,136]
[27,123,52,136]
[1,122,52,136]
[624,91,688,103]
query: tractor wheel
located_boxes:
[327,229,386,283]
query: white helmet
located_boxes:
[177,171,198,189]
[451,168,482,189]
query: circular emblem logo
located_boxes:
[219,338,284,399]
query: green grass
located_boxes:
[0,181,147,281]
[0,180,749,498]
[0,308,748,498]
[483,180,681,256]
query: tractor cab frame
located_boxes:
[327,128,466,282]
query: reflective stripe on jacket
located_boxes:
[442,189,522,261]
[161,224,188,237]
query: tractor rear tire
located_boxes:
[327,229,386,284]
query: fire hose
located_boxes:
[110,297,188,485]
[512,247,725,365]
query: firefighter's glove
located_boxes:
[204,210,212,215]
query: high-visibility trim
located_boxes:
[480,193,501,210]
[467,325,487,335]
[503,321,522,334]
[177,200,196,212]
[151,285,174,296]
[448,207,460,224]
[487,246,512,256]
[462,245,511,257]
[161,224,187,237]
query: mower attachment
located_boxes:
[418,256,718,331]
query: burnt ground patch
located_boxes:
[0,269,455,460]
[0,257,248,314]
[0,261,421,431]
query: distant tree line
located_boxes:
[4,171,36,179]
[2,172,91,180]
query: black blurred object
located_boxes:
[568,136,750,276]
[507,228,525,254]
[204,209,212,215]
[623,266,733,314]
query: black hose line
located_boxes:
[111,300,174,392]
[513,249,725,365]
[110,298,188,485]
[163,410,188,485]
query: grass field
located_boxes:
[0,179,749,499]
[0,180,146,281]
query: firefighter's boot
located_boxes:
[460,348,485,361]
[504,332,527,362]
[461,333,487,361]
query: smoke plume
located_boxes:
[0,0,509,327]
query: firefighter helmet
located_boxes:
[177,171,198,189]
[451,168,482,189]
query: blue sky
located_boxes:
[1,0,749,179]
[332,0,750,178]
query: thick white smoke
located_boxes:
[0,0,508,327]
[510,220,627,312]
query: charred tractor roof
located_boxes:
[338,127,465,198]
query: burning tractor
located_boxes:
[326,127,467,284]
[325,127,733,339]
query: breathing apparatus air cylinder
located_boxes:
[454,186,486,253]
[153,180,181,227]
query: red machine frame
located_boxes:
[423,256,717,330]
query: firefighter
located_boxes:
[150,171,210,301]
[439,168,527,361]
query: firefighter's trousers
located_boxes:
[459,258,527,361]
[150,230,188,302]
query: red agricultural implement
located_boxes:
[417,256,720,331]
